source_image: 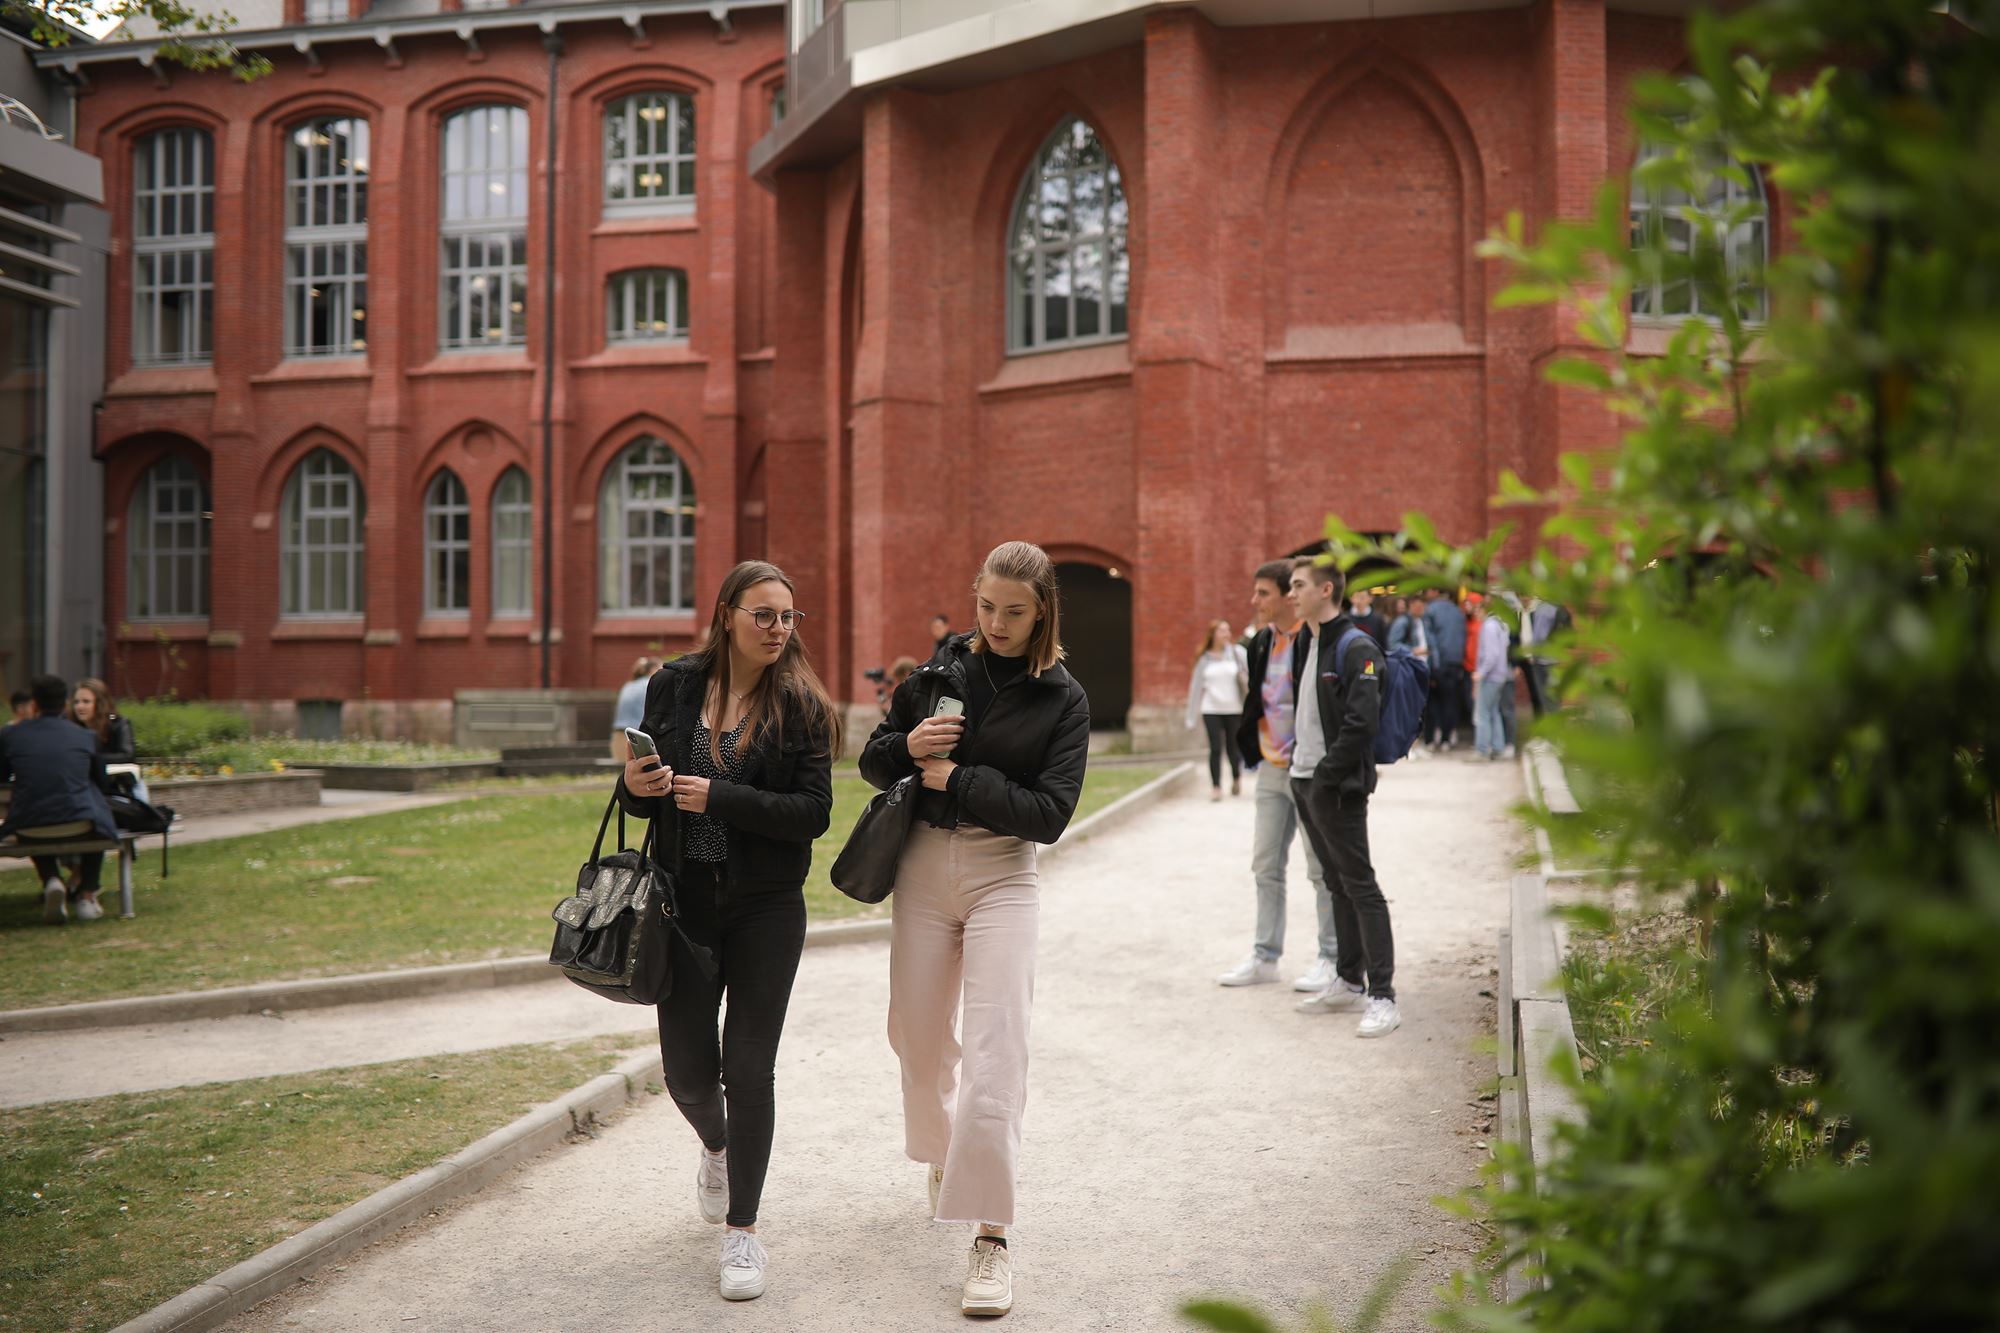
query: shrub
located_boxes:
[119,700,250,758]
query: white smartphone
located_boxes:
[624,727,659,761]
[929,697,964,758]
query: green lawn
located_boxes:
[0,1035,644,1333]
[0,765,1170,1010]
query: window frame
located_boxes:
[605,268,690,345]
[439,103,530,352]
[1005,117,1130,357]
[302,0,348,24]
[279,448,367,620]
[284,115,370,359]
[126,455,210,622]
[1628,142,1769,326]
[422,468,472,618]
[601,90,697,219]
[490,466,533,619]
[131,126,215,368]
[598,437,697,616]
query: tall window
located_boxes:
[1629,143,1768,323]
[285,116,369,357]
[603,92,695,216]
[280,449,365,617]
[440,104,529,350]
[303,0,348,23]
[491,467,532,617]
[127,456,209,620]
[423,469,471,616]
[1007,118,1129,354]
[599,437,695,614]
[132,127,214,366]
[607,268,689,344]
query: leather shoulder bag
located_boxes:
[830,773,920,905]
[550,795,714,1004]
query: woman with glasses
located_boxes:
[614,560,841,1303]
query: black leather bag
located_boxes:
[549,795,712,1004]
[830,774,920,904]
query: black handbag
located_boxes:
[830,774,920,904]
[549,795,712,1004]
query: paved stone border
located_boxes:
[112,1047,665,1333]
[2,762,1197,1037]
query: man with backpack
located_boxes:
[1286,558,1401,1038]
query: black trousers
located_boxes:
[23,842,103,897]
[656,862,808,1228]
[1202,712,1243,787]
[1290,777,1396,1000]
[1432,663,1466,746]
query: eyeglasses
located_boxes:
[732,606,805,632]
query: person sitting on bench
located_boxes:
[0,674,118,924]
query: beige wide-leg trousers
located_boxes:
[887,823,1040,1227]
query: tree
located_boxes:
[15,0,271,79]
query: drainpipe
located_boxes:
[539,31,561,690]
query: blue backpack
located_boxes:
[1334,628,1432,765]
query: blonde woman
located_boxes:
[860,541,1090,1319]
[1184,619,1249,800]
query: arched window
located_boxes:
[599,437,695,614]
[127,456,209,620]
[440,104,529,350]
[1629,143,1768,323]
[280,448,365,617]
[285,115,370,357]
[491,467,533,617]
[607,268,689,344]
[423,469,471,616]
[1007,118,1129,354]
[603,91,695,216]
[132,126,214,366]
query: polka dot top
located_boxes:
[684,714,749,863]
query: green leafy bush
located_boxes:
[118,699,249,758]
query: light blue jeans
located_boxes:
[1251,761,1336,964]
[1475,677,1507,757]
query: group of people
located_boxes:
[0,675,139,924]
[614,542,1087,1318]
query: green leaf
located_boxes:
[1179,1300,1277,1333]
[1545,358,1614,391]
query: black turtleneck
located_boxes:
[964,646,1032,726]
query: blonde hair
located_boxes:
[969,541,1065,675]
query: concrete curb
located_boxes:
[3,762,1198,1036]
[111,1047,665,1333]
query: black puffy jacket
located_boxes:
[861,634,1090,845]
[614,658,834,889]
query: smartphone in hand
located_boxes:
[929,697,964,758]
[625,727,660,764]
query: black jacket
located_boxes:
[95,716,138,767]
[1300,613,1387,800]
[0,717,118,841]
[1235,622,1312,770]
[861,633,1090,845]
[614,658,834,890]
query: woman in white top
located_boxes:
[1186,619,1250,801]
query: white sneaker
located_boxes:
[696,1146,728,1225]
[1292,957,1338,993]
[73,895,105,922]
[1296,979,1367,1014]
[1217,954,1279,987]
[1357,996,1402,1038]
[719,1228,767,1301]
[927,1163,944,1218]
[41,878,67,925]
[962,1238,1013,1318]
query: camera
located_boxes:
[862,667,888,684]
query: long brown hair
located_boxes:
[969,541,1065,675]
[69,677,115,742]
[689,561,842,767]
[1194,619,1231,667]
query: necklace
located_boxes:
[979,653,996,691]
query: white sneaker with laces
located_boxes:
[927,1163,944,1218]
[73,896,104,922]
[1217,954,1279,987]
[962,1238,1013,1318]
[1296,979,1367,1014]
[41,878,67,925]
[1357,996,1402,1038]
[1291,957,1338,993]
[696,1146,728,1225]
[719,1228,767,1300]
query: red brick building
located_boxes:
[52,0,1752,744]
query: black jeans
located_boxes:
[1202,713,1242,788]
[1290,778,1396,1000]
[656,861,808,1228]
[1432,664,1466,746]
[24,844,103,897]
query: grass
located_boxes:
[0,1034,643,1333]
[149,738,497,778]
[0,764,1172,1009]
[1561,910,1700,1079]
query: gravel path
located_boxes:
[217,750,1522,1332]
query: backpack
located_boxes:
[1335,627,1431,765]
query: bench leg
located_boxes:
[119,843,135,919]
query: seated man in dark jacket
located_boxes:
[0,674,118,924]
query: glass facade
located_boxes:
[0,210,52,698]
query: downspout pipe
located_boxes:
[540,32,561,690]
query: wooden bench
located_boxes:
[0,782,148,919]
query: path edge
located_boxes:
[110,1048,666,1333]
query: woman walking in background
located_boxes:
[1186,619,1249,800]
[861,540,1090,1319]
[613,561,839,1302]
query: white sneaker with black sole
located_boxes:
[962,1238,1012,1318]
[1292,957,1337,993]
[1357,996,1402,1038]
[41,878,66,925]
[719,1228,767,1300]
[696,1146,728,1225]
[1296,979,1366,1014]
[1217,954,1279,987]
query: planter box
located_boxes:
[454,689,617,751]
[150,771,323,818]
[302,761,502,792]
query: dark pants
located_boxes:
[1202,713,1242,788]
[655,862,808,1228]
[25,846,103,897]
[1290,777,1396,1000]
[1432,664,1466,746]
